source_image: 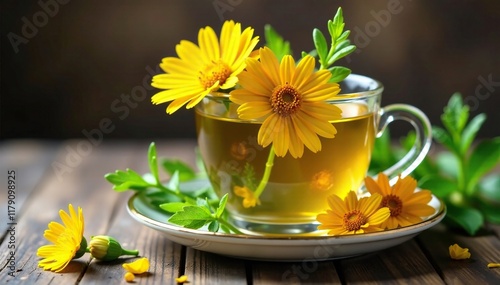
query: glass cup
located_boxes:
[195,74,431,235]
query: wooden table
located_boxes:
[1,140,499,284]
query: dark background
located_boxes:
[2,0,499,140]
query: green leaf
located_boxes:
[330,7,345,39]
[208,220,220,232]
[327,45,356,65]
[148,142,159,183]
[166,171,180,191]
[466,138,500,191]
[478,200,500,223]
[264,24,291,61]
[168,205,213,229]
[418,175,458,198]
[445,203,484,235]
[436,152,460,180]
[215,194,228,218]
[196,197,211,210]
[441,93,469,136]
[242,163,257,191]
[313,28,328,66]
[105,169,150,192]
[460,113,486,154]
[478,174,500,204]
[328,66,351,83]
[432,126,455,153]
[160,202,191,213]
[162,159,196,182]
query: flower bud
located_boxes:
[88,235,139,261]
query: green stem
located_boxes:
[253,145,276,198]
[156,183,196,204]
[121,248,139,256]
[218,219,243,235]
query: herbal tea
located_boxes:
[196,103,376,224]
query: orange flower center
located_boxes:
[343,210,367,231]
[381,194,403,217]
[199,60,232,89]
[270,83,302,117]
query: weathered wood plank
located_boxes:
[0,140,60,234]
[340,240,444,284]
[184,248,248,285]
[417,223,500,284]
[252,260,340,284]
[0,140,143,284]
[80,194,184,285]
[78,139,198,284]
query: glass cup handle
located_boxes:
[376,104,432,186]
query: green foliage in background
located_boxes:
[370,93,500,235]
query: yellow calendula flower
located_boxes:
[234,186,260,208]
[37,204,86,272]
[230,46,342,158]
[122,257,150,274]
[176,275,189,283]
[449,244,471,260]
[364,173,435,229]
[316,191,391,236]
[152,20,259,114]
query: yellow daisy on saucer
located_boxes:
[37,204,86,272]
[364,173,436,229]
[316,191,390,236]
[152,20,259,114]
[230,47,342,158]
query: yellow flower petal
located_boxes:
[124,272,135,282]
[365,173,435,229]
[317,191,390,236]
[37,204,85,272]
[231,47,341,158]
[175,275,189,283]
[122,257,150,274]
[449,244,471,260]
[151,20,259,113]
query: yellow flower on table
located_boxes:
[230,46,342,158]
[364,173,435,229]
[316,191,390,236]
[37,204,86,272]
[152,20,259,114]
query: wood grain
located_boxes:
[1,140,499,285]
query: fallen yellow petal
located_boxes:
[124,272,135,282]
[122,257,150,274]
[487,263,500,268]
[449,244,471,260]
[175,274,188,283]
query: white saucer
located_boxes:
[127,191,445,261]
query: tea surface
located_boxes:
[196,103,376,224]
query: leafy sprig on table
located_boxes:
[370,93,500,235]
[105,142,242,234]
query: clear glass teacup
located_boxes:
[195,74,431,235]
